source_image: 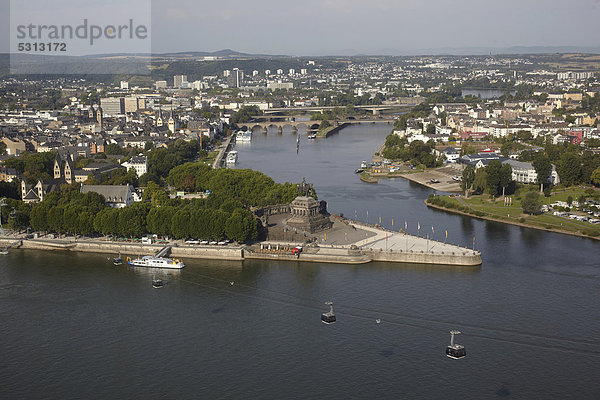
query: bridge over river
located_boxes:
[238,117,394,134]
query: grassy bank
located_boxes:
[426,188,600,240]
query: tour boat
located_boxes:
[236,131,252,142]
[226,151,238,164]
[127,255,185,269]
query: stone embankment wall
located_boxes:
[0,239,244,261]
[365,248,482,266]
[1,238,480,266]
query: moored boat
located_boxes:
[127,255,185,269]
[235,131,252,142]
[226,151,238,164]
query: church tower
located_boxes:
[96,104,103,129]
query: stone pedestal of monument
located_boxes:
[286,196,332,233]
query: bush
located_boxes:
[519,217,525,223]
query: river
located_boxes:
[1,124,599,399]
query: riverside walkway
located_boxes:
[212,135,235,169]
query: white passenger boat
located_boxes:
[236,131,252,142]
[226,150,238,164]
[127,255,185,269]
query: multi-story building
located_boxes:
[100,97,125,116]
[122,156,148,177]
[267,81,293,90]
[124,97,139,113]
[81,184,134,208]
[174,75,188,88]
[227,68,244,88]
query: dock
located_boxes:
[155,245,171,258]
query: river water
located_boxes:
[1,124,599,399]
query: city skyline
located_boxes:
[2,0,600,56]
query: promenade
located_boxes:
[0,218,482,267]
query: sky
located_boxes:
[3,0,600,56]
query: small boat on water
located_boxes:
[321,301,336,324]
[113,252,123,265]
[355,168,364,174]
[307,133,317,139]
[0,248,8,255]
[226,151,238,164]
[127,255,185,269]
[152,276,164,288]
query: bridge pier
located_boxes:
[291,126,298,134]
[277,126,283,135]
[262,127,268,134]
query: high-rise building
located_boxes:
[120,81,129,90]
[155,80,167,89]
[252,70,259,77]
[174,75,188,88]
[265,69,271,75]
[227,68,244,88]
[300,69,308,75]
[289,69,295,75]
[223,70,231,77]
[276,69,284,75]
[100,97,125,116]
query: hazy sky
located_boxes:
[3,0,600,55]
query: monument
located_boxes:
[285,179,332,233]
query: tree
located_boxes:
[522,191,541,215]
[556,152,582,187]
[461,165,475,195]
[426,123,436,135]
[472,168,488,194]
[499,164,513,198]
[591,166,600,187]
[319,120,331,130]
[485,160,502,196]
[532,154,552,192]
